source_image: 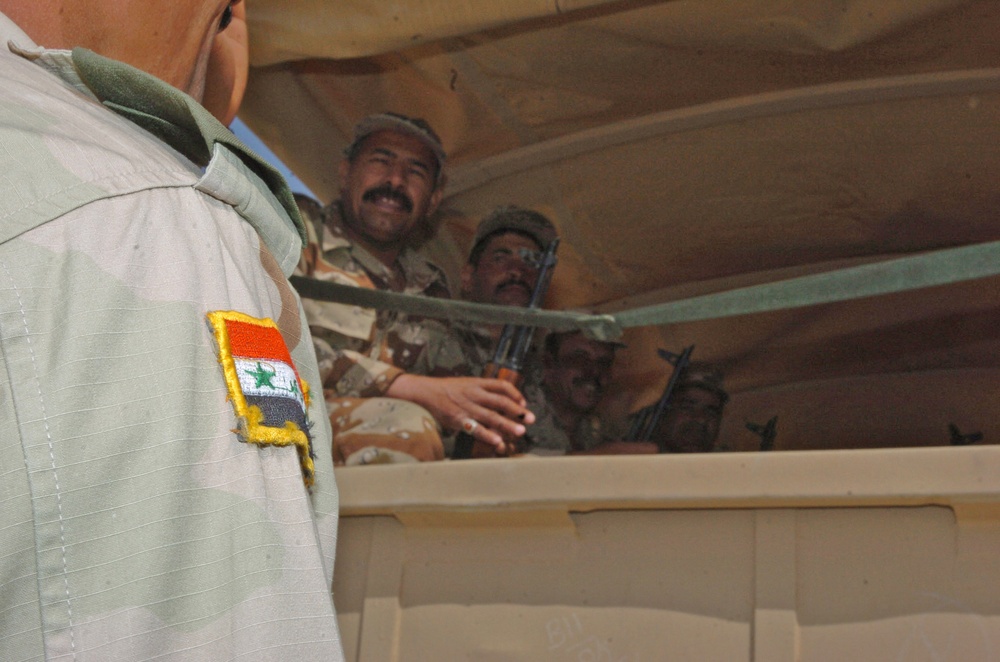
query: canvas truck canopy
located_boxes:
[239,0,1000,451]
[236,4,1000,660]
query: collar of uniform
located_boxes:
[454,320,495,345]
[5,40,306,247]
[319,201,354,254]
[0,10,37,53]
[67,48,307,243]
[324,202,450,295]
[1,12,97,100]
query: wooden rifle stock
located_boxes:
[452,238,559,459]
[481,363,524,386]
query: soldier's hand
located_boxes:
[470,434,516,458]
[386,374,535,454]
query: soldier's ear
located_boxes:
[426,180,445,217]
[459,263,474,297]
[338,159,350,190]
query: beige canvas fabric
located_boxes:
[239,0,1000,451]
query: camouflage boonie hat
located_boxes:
[345,112,446,182]
[677,362,729,405]
[472,205,559,254]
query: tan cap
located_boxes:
[345,112,446,182]
[677,362,729,404]
[541,305,627,350]
[471,205,559,255]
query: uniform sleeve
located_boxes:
[312,332,404,397]
[408,321,477,378]
[0,187,343,660]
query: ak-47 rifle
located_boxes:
[626,344,695,451]
[747,416,778,451]
[452,238,560,459]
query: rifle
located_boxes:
[747,416,778,451]
[452,238,560,459]
[626,344,694,451]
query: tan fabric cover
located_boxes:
[240,0,1000,450]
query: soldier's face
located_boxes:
[655,387,724,453]
[544,334,616,415]
[66,0,241,101]
[338,130,443,250]
[462,232,541,307]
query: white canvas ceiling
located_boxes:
[240,0,1000,451]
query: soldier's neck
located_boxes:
[344,228,402,269]
[337,223,407,290]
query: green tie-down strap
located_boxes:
[289,276,624,341]
[292,238,1000,336]
[613,238,1000,328]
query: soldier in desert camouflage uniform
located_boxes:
[522,330,626,455]
[418,206,559,373]
[297,115,534,464]
[625,363,730,453]
[0,1,344,660]
[423,208,641,457]
[419,207,633,457]
[414,205,558,455]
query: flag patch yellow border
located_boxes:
[207,310,315,486]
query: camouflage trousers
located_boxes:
[328,396,446,465]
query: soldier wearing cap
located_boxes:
[626,362,730,454]
[420,209,629,457]
[521,329,628,455]
[409,205,557,456]
[458,205,559,363]
[297,114,534,464]
[656,363,729,453]
[463,206,559,305]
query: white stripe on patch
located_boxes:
[234,358,306,409]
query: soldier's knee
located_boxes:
[329,397,444,464]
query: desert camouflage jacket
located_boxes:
[410,320,492,378]
[521,374,606,455]
[0,14,342,661]
[297,203,453,397]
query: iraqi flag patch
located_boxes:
[207,311,315,485]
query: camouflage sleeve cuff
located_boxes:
[330,349,406,398]
[379,365,406,394]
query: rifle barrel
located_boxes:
[631,345,695,444]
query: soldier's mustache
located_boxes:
[572,375,602,391]
[678,420,709,437]
[496,277,531,295]
[362,183,413,212]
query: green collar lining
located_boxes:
[71,47,306,244]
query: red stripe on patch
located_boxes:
[226,318,296,365]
